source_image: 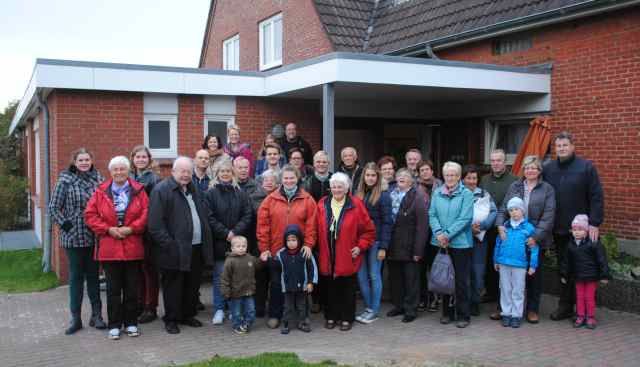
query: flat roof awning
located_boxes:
[9,52,551,134]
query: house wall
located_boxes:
[200,0,334,70]
[437,8,640,241]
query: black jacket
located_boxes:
[205,183,253,259]
[542,155,604,235]
[302,172,332,202]
[338,164,363,194]
[279,136,313,165]
[560,238,611,281]
[148,177,214,271]
[274,225,318,292]
[388,187,428,261]
[131,169,160,196]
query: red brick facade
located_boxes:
[200,0,334,70]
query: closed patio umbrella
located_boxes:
[511,116,552,176]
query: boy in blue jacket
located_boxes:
[494,197,537,328]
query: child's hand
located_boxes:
[527,268,536,276]
[498,226,507,241]
[306,283,314,293]
[560,277,567,284]
[260,251,270,262]
[494,264,499,271]
[600,279,609,286]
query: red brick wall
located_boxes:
[178,95,205,157]
[437,9,640,240]
[201,0,334,70]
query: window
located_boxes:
[204,114,235,144]
[492,35,533,55]
[144,114,177,158]
[485,117,531,164]
[223,35,240,71]
[259,13,283,71]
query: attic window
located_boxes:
[393,0,412,5]
[492,36,533,55]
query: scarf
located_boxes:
[390,188,407,222]
[284,185,298,201]
[111,180,131,226]
[315,172,329,182]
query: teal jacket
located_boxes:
[429,182,474,249]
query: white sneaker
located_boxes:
[212,310,225,325]
[355,310,371,324]
[108,328,120,340]
[360,312,379,324]
[125,325,139,337]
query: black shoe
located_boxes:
[89,313,107,330]
[196,301,205,311]
[297,322,311,333]
[386,308,404,317]
[417,302,427,312]
[138,310,158,324]
[165,322,180,334]
[65,317,83,335]
[280,322,290,334]
[439,316,451,325]
[470,303,480,317]
[180,318,203,327]
[456,320,470,328]
[401,315,416,323]
[550,308,573,321]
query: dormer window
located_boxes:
[259,13,283,71]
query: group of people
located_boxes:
[49,124,610,340]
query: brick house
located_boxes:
[9,0,639,281]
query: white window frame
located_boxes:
[259,13,283,71]
[144,114,178,159]
[204,114,235,139]
[223,34,240,71]
[484,115,534,165]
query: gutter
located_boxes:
[36,92,52,273]
[389,0,640,56]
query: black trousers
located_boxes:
[160,245,203,323]
[267,258,285,319]
[484,228,499,300]
[323,275,356,323]
[442,248,472,322]
[388,260,420,317]
[103,261,141,329]
[311,250,327,308]
[526,249,545,313]
[254,265,269,317]
[554,233,575,311]
[283,292,309,323]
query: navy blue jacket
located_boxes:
[362,190,393,250]
[275,225,318,293]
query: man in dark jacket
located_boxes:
[302,150,332,202]
[278,123,313,165]
[543,131,604,321]
[148,156,214,334]
[337,147,363,194]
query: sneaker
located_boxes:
[574,316,586,328]
[240,324,249,333]
[510,317,522,328]
[125,325,140,337]
[355,310,371,324]
[501,316,512,327]
[359,312,379,324]
[212,310,225,325]
[232,326,247,335]
[280,321,290,334]
[108,328,120,340]
[586,318,597,329]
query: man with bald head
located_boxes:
[192,149,211,193]
[148,156,213,334]
[278,122,313,165]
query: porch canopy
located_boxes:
[9,52,551,167]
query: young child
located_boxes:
[275,224,318,334]
[494,197,538,328]
[220,236,261,334]
[560,214,610,329]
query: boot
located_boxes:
[89,303,107,329]
[65,312,83,335]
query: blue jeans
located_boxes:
[470,237,488,305]
[357,241,383,315]
[212,260,226,311]
[229,296,256,329]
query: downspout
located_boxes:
[37,92,52,272]
[424,44,439,59]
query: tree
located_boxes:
[0,101,28,230]
[0,101,22,175]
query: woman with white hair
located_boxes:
[316,172,376,331]
[85,156,149,340]
[205,159,253,325]
[429,161,474,328]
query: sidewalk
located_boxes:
[0,230,40,251]
[1,284,639,367]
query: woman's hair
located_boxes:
[417,159,435,172]
[227,124,240,134]
[329,172,351,191]
[288,147,304,160]
[69,147,94,166]
[129,145,154,172]
[377,155,397,170]
[356,162,383,206]
[280,164,301,180]
[313,150,329,162]
[462,164,479,179]
[108,156,131,171]
[395,168,414,182]
[209,159,239,188]
[202,134,223,150]
[264,142,282,154]
[522,155,543,172]
[442,161,462,177]
[261,169,281,185]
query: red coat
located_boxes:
[316,194,376,277]
[85,178,148,261]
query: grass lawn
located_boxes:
[180,353,344,367]
[0,249,58,293]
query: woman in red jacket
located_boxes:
[85,156,148,341]
[317,172,376,331]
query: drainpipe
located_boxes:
[37,92,52,273]
[424,44,439,59]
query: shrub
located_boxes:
[0,161,28,230]
[601,232,619,262]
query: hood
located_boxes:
[283,224,304,253]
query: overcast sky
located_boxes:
[0,0,210,111]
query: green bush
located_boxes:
[601,232,619,262]
[0,161,28,230]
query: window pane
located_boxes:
[223,43,229,69]
[274,19,282,62]
[148,120,171,149]
[208,120,228,144]
[496,121,530,155]
[233,39,240,70]
[263,22,272,64]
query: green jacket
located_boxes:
[220,253,263,299]
[480,170,517,208]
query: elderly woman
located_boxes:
[202,134,229,169]
[429,161,474,328]
[206,159,253,325]
[462,165,498,316]
[49,147,106,335]
[497,155,555,324]
[85,156,149,340]
[385,169,428,323]
[129,145,161,324]
[223,125,254,177]
[354,163,393,324]
[257,164,317,329]
[317,173,376,331]
[377,155,397,190]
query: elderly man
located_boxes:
[148,157,213,334]
[405,149,422,179]
[192,149,211,193]
[338,147,363,194]
[234,156,258,197]
[480,149,518,311]
[279,122,313,165]
[543,131,604,321]
[303,150,332,202]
